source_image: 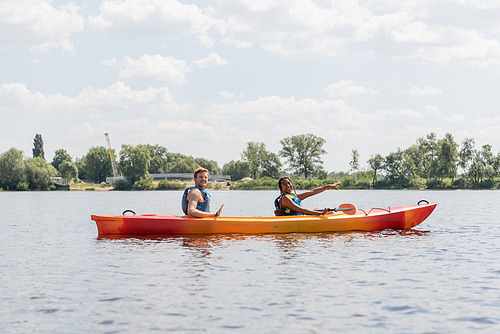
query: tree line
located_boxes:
[363,132,500,189]
[1,132,499,190]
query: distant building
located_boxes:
[51,177,64,185]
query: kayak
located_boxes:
[91,202,436,235]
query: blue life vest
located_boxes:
[274,193,303,216]
[182,187,211,215]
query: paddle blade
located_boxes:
[215,204,224,218]
[338,203,356,215]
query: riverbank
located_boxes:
[66,180,232,191]
[69,183,114,191]
[2,177,498,192]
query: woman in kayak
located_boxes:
[274,176,342,216]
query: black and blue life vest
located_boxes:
[274,193,303,216]
[181,187,211,215]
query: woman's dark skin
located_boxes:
[278,177,342,215]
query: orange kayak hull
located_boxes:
[91,203,436,235]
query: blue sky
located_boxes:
[2,0,500,172]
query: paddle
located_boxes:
[215,204,224,218]
[328,203,356,215]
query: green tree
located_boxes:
[147,144,169,174]
[424,132,438,180]
[195,157,222,175]
[260,150,282,179]
[83,147,112,183]
[119,144,151,184]
[157,179,186,190]
[367,153,384,186]
[59,160,78,184]
[75,156,87,181]
[222,160,251,181]
[405,144,425,178]
[24,157,57,190]
[382,148,418,188]
[349,149,360,174]
[241,141,282,179]
[133,177,154,190]
[469,151,485,185]
[279,134,326,179]
[0,148,26,190]
[165,152,188,172]
[32,134,45,160]
[415,132,438,180]
[383,150,403,186]
[459,137,475,173]
[241,142,264,179]
[458,137,475,184]
[51,149,72,171]
[435,133,458,181]
[480,144,494,168]
[170,157,199,173]
[492,152,500,176]
[313,166,328,179]
[480,144,497,185]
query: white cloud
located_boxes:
[30,59,41,64]
[221,37,254,49]
[392,25,500,68]
[102,53,229,83]
[100,57,118,67]
[324,80,379,98]
[443,114,465,122]
[192,52,229,68]
[0,0,84,54]
[0,81,192,113]
[88,0,381,56]
[475,117,500,127]
[444,0,500,10]
[218,91,234,98]
[85,0,500,71]
[377,108,424,119]
[204,95,384,129]
[219,1,379,56]
[219,91,244,98]
[401,85,442,96]
[424,105,441,116]
[88,0,217,46]
[102,54,191,84]
[272,122,374,143]
[220,1,500,70]
[223,0,282,13]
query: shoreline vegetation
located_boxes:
[2,175,497,192]
[2,132,500,192]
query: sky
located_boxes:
[2,0,500,173]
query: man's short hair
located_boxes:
[194,167,209,179]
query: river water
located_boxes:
[1,189,499,333]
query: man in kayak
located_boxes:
[182,167,221,217]
[274,176,342,216]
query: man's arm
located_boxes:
[187,189,216,218]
